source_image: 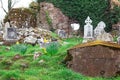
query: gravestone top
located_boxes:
[85,16,92,24]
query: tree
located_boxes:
[0,0,19,14]
[36,0,120,32]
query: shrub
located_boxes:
[11,44,27,55]
[46,42,60,56]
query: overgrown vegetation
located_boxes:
[46,42,60,55]
[0,37,120,80]
[11,44,28,55]
[37,0,120,32]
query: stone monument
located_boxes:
[94,21,106,38]
[3,21,10,40]
[84,16,93,39]
[7,28,17,40]
[58,29,66,38]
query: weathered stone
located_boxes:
[24,36,37,44]
[94,21,106,38]
[96,31,113,42]
[65,41,120,77]
[37,2,70,36]
[84,16,93,39]
[33,52,41,60]
[6,8,37,28]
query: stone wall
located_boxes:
[65,42,120,77]
[6,8,36,28]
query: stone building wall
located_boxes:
[5,8,36,28]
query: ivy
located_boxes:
[37,0,120,32]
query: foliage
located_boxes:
[29,1,39,9]
[45,10,55,31]
[46,42,60,55]
[11,44,27,55]
[0,70,21,80]
[37,0,120,32]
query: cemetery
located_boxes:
[1,0,120,80]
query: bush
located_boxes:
[46,42,60,56]
[11,44,27,55]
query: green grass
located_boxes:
[0,37,120,80]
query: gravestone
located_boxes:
[7,28,17,40]
[58,29,66,38]
[3,27,18,45]
[3,21,10,40]
[84,16,93,39]
[94,21,106,38]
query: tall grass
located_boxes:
[0,37,120,80]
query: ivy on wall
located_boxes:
[37,0,120,32]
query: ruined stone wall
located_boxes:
[37,2,72,36]
[5,8,36,28]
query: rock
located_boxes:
[24,36,37,44]
[33,52,42,60]
[12,54,22,61]
[38,59,44,64]
[6,47,10,50]
[20,63,29,71]
[96,31,113,42]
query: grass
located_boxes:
[0,37,120,80]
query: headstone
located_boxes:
[94,21,106,38]
[7,28,17,40]
[84,16,93,39]
[3,22,10,40]
[58,29,66,38]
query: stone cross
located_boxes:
[84,16,93,39]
